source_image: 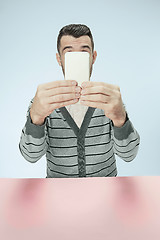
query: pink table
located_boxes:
[0,176,160,240]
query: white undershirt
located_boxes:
[66,102,88,128]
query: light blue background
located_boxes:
[0,0,160,178]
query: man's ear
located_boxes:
[92,51,97,64]
[56,53,62,66]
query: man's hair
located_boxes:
[57,24,94,54]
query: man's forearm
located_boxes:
[112,118,140,162]
[19,106,48,163]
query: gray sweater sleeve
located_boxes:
[19,100,48,163]
[111,116,140,162]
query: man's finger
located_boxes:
[46,86,81,97]
[80,93,110,103]
[79,99,105,110]
[48,93,80,104]
[81,86,112,96]
[81,81,120,91]
[50,98,79,111]
[39,80,78,90]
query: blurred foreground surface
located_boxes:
[0,176,160,240]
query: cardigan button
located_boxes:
[79,168,84,173]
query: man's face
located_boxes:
[56,35,97,77]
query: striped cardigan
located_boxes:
[19,100,140,178]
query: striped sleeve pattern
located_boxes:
[112,119,140,162]
[19,99,48,163]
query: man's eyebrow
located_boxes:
[62,46,73,52]
[81,45,91,51]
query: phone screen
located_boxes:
[65,52,90,86]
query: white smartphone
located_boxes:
[64,52,90,86]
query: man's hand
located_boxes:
[79,81,126,127]
[30,80,81,125]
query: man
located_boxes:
[19,24,140,178]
